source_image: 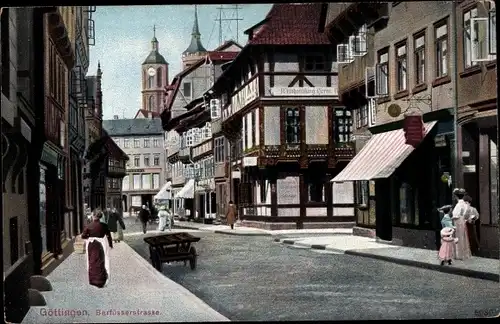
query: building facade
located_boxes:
[103,118,165,212]
[162,38,241,221]
[327,1,497,258]
[455,0,497,258]
[202,4,356,230]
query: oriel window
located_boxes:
[285,108,300,144]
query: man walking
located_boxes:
[139,205,150,234]
[226,201,237,230]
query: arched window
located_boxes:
[148,75,154,88]
[148,96,155,111]
[156,68,162,87]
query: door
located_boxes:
[375,178,393,241]
[198,194,205,219]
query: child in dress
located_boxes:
[439,227,458,265]
[438,205,454,229]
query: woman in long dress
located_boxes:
[451,189,472,260]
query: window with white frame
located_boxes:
[203,123,212,140]
[134,138,140,148]
[142,174,151,190]
[214,136,225,163]
[133,174,141,189]
[123,139,130,148]
[336,43,353,64]
[122,176,129,191]
[210,99,221,120]
[185,130,194,147]
[396,42,407,91]
[355,104,368,129]
[375,50,389,96]
[153,138,160,147]
[335,109,352,142]
[143,154,150,167]
[153,173,160,189]
[133,155,140,167]
[463,8,478,68]
[153,154,160,166]
[285,107,300,144]
[414,33,426,85]
[435,22,448,77]
[368,98,377,127]
[489,8,496,55]
[192,128,201,145]
[357,180,369,206]
[353,25,368,56]
[143,138,150,148]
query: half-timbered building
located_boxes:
[161,39,241,220]
[203,3,356,230]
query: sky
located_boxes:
[88,4,273,120]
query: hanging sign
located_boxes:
[403,114,425,147]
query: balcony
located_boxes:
[338,34,375,94]
[107,164,126,178]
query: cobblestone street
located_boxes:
[123,220,500,321]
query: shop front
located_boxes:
[333,111,455,250]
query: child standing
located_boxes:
[439,227,458,265]
[438,205,454,229]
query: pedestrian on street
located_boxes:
[81,208,113,288]
[451,188,472,260]
[438,227,458,266]
[158,205,169,231]
[139,205,151,234]
[226,200,237,230]
[108,208,126,243]
[438,205,454,229]
[463,195,480,254]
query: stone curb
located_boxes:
[344,250,500,282]
[173,225,271,236]
[278,239,499,282]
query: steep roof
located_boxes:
[213,40,244,51]
[103,118,163,136]
[183,6,207,55]
[245,3,330,45]
[134,109,160,119]
[205,51,240,63]
[143,50,168,65]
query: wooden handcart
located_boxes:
[143,232,200,271]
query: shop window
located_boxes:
[122,176,129,191]
[142,174,151,190]
[357,180,369,207]
[335,109,353,142]
[490,139,498,225]
[285,107,300,144]
[308,180,325,202]
[399,182,419,225]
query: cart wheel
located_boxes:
[189,246,197,270]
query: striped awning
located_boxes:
[331,121,437,182]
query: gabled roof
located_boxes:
[205,51,240,64]
[103,130,129,161]
[213,40,243,51]
[134,109,160,119]
[245,4,330,45]
[103,118,163,136]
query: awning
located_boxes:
[331,121,437,182]
[175,179,195,199]
[154,181,172,200]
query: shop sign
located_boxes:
[269,87,337,97]
[230,78,259,115]
[404,115,425,147]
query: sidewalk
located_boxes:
[276,235,500,282]
[21,243,229,323]
[173,220,353,237]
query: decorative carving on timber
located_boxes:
[299,156,308,169]
[328,156,337,168]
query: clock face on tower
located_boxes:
[147,67,156,76]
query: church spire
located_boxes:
[183,5,207,55]
[151,25,159,51]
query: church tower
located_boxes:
[182,5,208,70]
[141,26,169,114]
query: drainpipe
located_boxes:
[451,0,460,190]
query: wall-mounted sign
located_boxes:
[269,87,338,97]
[403,115,425,147]
[243,157,258,167]
[277,176,300,204]
[434,135,447,147]
[231,78,259,114]
[127,169,145,173]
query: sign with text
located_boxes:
[277,176,300,205]
[230,78,259,115]
[269,87,338,97]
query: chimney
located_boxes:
[113,115,119,120]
